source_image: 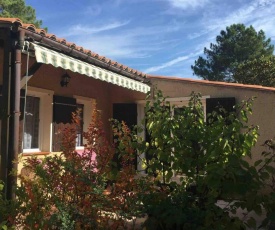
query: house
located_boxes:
[1,17,275,199]
[0,18,150,198]
[148,75,275,165]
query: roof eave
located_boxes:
[0,18,148,83]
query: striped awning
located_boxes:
[30,43,150,93]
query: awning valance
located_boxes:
[30,43,150,93]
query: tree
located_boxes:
[141,91,275,229]
[1,91,275,229]
[234,55,275,87]
[191,24,274,82]
[0,0,43,28]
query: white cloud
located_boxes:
[180,0,275,78]
[74,31,181,60]
[57,19,184,60]
[47,0,275,78]
[204,0,275,32]
[168,0,209,9]
[62,20,131,37]
[143,51,201,73]
[188,0,275,50]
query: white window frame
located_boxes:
[23,87,53,153]
[73,95,95,150]
[167,96,209,121]
[136,96,210,173]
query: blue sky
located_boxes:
[25,0,275,79]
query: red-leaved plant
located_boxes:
[11,104,146,229]
[2,91,275,230]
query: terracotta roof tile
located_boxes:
[46,33,57,40]
[106,59,112,65]
[36,28,47,36]
[93,53,99,58]
[75,46,84,52]
[0,17,147,79]
[0,17,23,26]
[56,38,67,44]
[83,49,91,55]
[137,71,143,76]
[148,75,275,92]
[99,56,106,62]
[22,23,36,32]
[66,42,76,48]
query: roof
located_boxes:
[1,17,274,93]
[0,17,147,80]
[148,75,275,93]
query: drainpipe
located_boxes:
[0,28,11,199]
[6,29,24,200]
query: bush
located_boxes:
[8,106,146,229]
[2,91,275,229]
[139,91,275,230]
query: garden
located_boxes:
[0,91,274,230]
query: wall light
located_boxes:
[60,72,71,87]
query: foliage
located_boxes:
[234,55,275,87]
[0,181,17,229]
[0,0,44,29]
[5,107,146,229]
[1,91,275,229]
[191,24,274,82]
[0,181,9,229]
[139,90,275,229]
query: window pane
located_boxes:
[76,103,84,147]
[53,95,76,124]
[23,96,40,149]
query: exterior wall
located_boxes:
[150,77,275,163]
[17,55,148,173]
[22,55,147,139]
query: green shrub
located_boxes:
[138,91,275,230]
[2,91,275,229]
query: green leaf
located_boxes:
[260,171,270,180]
[254,159,262,167]
[166,171,173,181]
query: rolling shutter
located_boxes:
[53,95,77,124]
[113,103,137,170]
[206,97,236,124]
[52,95,77,151]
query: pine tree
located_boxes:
[0,0,43,28]
[191,24,274,82]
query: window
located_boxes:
[23,96,40,149]
[206,97,236,124]
[113,103,138,169]
[52,95,77,152]
[136,96,209,173]
[22,87,53,153]
[74,96,94,149]
[76,103,84,147]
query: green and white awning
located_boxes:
[30,43,150,93]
